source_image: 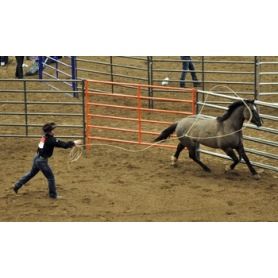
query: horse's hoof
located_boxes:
[225,166,231,173]
[171,156,178,167]
[203,167,211,172]
[253,174,260,180]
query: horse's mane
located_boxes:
[217,99,254,122]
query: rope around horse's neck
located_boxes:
[68,86,253,163]
[180,85,252,140]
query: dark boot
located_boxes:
[193,80,202,87]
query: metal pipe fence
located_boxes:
[75,56,278,102]
[0,79,85,141]
[1,56,277,172]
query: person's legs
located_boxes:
[36,157,57,198]
[189,61,197,79]
[189,61,201,87]
[180,56,190,87]
[13,155,40,192]
[15,56,24,79]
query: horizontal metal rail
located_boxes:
[85,80,196,150]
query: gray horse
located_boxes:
[153,99,263,179]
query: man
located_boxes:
[12,122,81,199]
[180,56,202,88]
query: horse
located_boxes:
[153,99,263,179]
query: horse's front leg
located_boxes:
[237,144,260,179]
[171,142,185,167]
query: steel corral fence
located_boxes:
[0,79,85,141]
[1,56,277,173]
[85,79,196,150]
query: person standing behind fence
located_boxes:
[25,56,63,76]
[12,122,82,199]
[15,56,25,79]
[180,56,201,88]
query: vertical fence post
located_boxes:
[110,56,114,94]
[194,88,200,160]
[255,56,260,100]
[201,56,205,92]
[38,56,44,79]
[137,85,142,144]
[71,56,77,95]
[84,80,91,150]
[81,79,86,147]
[147,56,153,109]
[55,57,59,79]
[23,81,28,137]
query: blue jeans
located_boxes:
[14,154,57,198]
[180,56,198,86]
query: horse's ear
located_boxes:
[243,99,252,104]
[246,99,255,104]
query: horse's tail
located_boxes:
[153,122,178,143]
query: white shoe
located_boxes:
[50,195,62,199]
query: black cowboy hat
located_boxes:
[42,122,57,133]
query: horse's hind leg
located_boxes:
[188,146,211,172]
[223,148,240,172]
[171,143,185,167]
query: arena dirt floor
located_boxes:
[0,57,278,222]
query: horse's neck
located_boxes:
[223,106,245,131]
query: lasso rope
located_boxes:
[67,86,254,165]
[68,145,84,162]
[67,145,84,169]
[181,85,253,140]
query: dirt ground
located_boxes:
[0,57,278,222]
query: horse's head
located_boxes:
[243,100,263,127]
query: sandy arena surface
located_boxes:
[0,56,278,222]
